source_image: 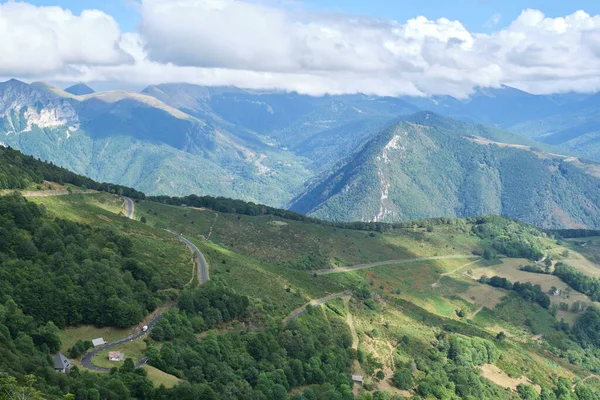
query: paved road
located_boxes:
[80,314,165,372]
[312,255,480,275]
[164,229,209,284]
[123,197,134,219]
[283,291,352,325]
[81,202,210,372]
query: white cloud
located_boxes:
[484,13,501,28]
[5,1,600,97]
[0,1,131,76]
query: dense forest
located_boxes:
[0,146,144,199]
[1,146,600,399]
[0,193,166,398]
[548,229,600,239]
[289,117,600,229]
[147,287,356,400]
[0,193,162,328]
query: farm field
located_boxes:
[564,237,600,275]
[91,338,147,370]
[471,258,600,324]
[60,325,130,354]
[142,365,181,388]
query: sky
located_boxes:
[4,0,600,97]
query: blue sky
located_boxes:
[30,0,600,32]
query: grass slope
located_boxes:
[22,184,600,397]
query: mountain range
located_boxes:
[290,113,600,228]
[1,79,600,228]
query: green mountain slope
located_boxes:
[0,79,310,206]
[142,83,420,172]
[290,113,600,229]
[3,147,600,399]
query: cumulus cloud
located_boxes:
[134,1,600,96]
[5,0,600,97]
[0,1,131,76]
[484,13,502,28]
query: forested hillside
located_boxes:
[0,79,310,206]
[3,79,599,230]
[290,113,600,229]
[0,145,144,199]
[2,148,600,399]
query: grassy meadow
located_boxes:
[33,191,600,394]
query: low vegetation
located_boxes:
[2,148,600,399]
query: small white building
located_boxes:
[352,375,364,384]
[92,338,105,347]
[108,351,125,362]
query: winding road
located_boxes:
[80,314,165,372]
[123,196,134,219]
[79,200,209,372]
[164,229,209,284]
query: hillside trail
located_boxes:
[344,296,367,397]
[313,255,480,275]
[574,375,600,388]
[469,289,496,319]
[182,252,198,287]
[344,297,359,351]
[431,258,482,288]
[206,213,218,241]
[122,197,135,219]
[163,229,209,285]
[0,189,98,197]
[282,291,352,326]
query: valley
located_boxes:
[1,148,600,399]
[3,80,600,230]
[6,1,600,399]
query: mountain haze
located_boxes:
[2,79,600,228]
[0,79,310,205]
[64,83,95,95]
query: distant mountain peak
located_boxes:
[65,83,95,96]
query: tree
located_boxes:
[496,332,506,342]
[121,358,135,374]
[483,248,493,260]
[141,216,147,224]
[0,375,44,400]
[517,384,540,400]
[376,370,385,380]
[392,368,414,390]
[32,321,61,352]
